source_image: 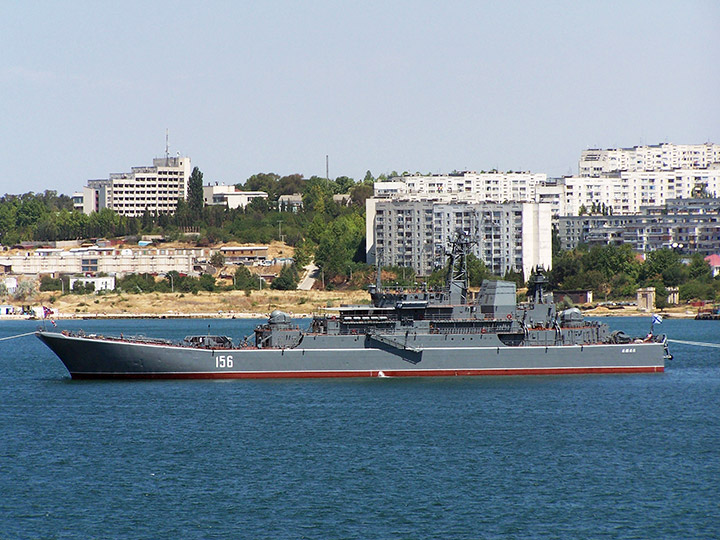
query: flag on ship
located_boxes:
[42,306,53,318]
[652,314,663,325]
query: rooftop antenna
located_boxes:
[165,129,170,164]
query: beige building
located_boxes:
[219,246,268,264]
[637,287,656,311]
[0,246,210,277]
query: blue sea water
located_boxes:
[1,316,719,539]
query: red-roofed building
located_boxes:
[704,254,720,277]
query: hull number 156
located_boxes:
[216,355,234,368]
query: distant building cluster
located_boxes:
[64,142,720,281]
[565,143,720,215]
[366,143,720,277]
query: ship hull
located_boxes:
[36,331,665,380]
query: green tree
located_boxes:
[302,177,334,214]
[210,251,226,268]
[40,276,63,291]
[679,280,716,301]
[118,273,157,293]
[551,226,562,256]
[199,274,216,292]
[233,266,261,290]
[548,249,583,289]
[584,244,639,281]
[72,280,95,295]
[292,241,314,268]
[271,264,299,290]
[14,280,37,300]
[609,272,638,298]
[503,268,524,288]
[349,183,373,207]
[687,253,713,282]
[241,173,280,200]
[174,197,192,228]
[333,176,355,194]
[639,249,682,284]
[16,197,47,228]
[188,167,204,217]
[314,214,365,280]
[277,174,305,197]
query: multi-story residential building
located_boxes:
[563,167,720,215]
[556,198,720,254]
[82,156,192,217]
[202,184,268,210]
[561,143,720,216]
[556,215,636,251]
[366,197,552,278]
[375,171,549,203]
[72,192,84,212]
[579,143,720,177]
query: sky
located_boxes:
[2,0,719,196]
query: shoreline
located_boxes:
[1,307,700,321]
[0,287,702,321]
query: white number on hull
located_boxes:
[216,355,234,368]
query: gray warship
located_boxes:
[36,234,670,379]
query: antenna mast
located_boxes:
[446,230,475,303]
[165,129,170,164]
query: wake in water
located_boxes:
[668,339,720,349]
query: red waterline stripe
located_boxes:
[70,366,664,380]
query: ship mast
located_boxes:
[445,230,475,304]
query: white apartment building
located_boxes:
[563,166,720,215]
[373,172,565,215]
[579,143,720,177]
[82,156,192,217]
[202,184,268,210]
[380,171,548,201]
[557,143,720,216]
[366,197,552,279]
[68,276,116,292]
